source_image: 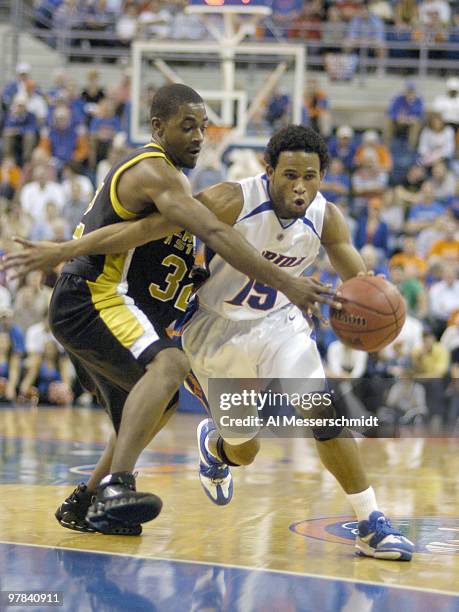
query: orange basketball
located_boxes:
[330,276,406,352]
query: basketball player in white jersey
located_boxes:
[180,126,414,561]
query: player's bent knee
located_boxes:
[146,348,190,388]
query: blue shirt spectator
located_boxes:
[328,125,358,172]
[388,86,424,123]
[347,5,385,43]
[4,104,38,136]
[320,158,350,203]
[354,205,390,256]
[89,114,121,142]
[265,91,290,127]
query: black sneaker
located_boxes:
[55,484,96,533]
[56,483,143,536]
[86,472,162,533]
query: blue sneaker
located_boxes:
[197,418,233,506]
[356,511,414,561]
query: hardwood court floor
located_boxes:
[0,406,458,611]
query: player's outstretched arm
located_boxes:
[2,214,181,279]
[321,202,367,280]
[142,161,341,312]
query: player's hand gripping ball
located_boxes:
[330,276,406,352]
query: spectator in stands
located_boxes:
[360,243,388,276]
[20,165,65,223]
[354,196,390,257]
[384,368,428,426]
[20,146,58,186]
[39,106,88,168]
[2,62,32,110]
[427,213,459,263]
[304,80,331,137]
[25,81,48,126]
[394,0,419,28]
[354,129,392,172]
[61,161,93,204]
[320,157,350,204]
[13,271,52,334]
[412,328,449,426]
[383,303,423,359]
[328,125,358,173]
[96,132,130,185]
[321,5,347,54]
[288,0,323,44]
[406,180,445,233]
[265,89,290,129]
[116,1,139,45]
[432,78,459,131]
[34,339,74,405]
[417,213,450,258]
[393,163,426,208]
[345,3,386,72]
[326,340,368,379]
[0,308,25,396]
[56,80,86,126]
[46,69,68,106]
[0,203,32,247]
[80,69,105,125]
[3,94,38,166]
[81,0,117,48]
[20,318,73,405]
[62,180,90,231]
[401,262,428,317]
[428,264,459,335]
[351,149,389,213]
[0,330,21,403]
[418,113,455,168]
[0,156,21,201]
[138,0,172,40]
[390,235,427,277]
[430,160,456,205]
[440,310,459,354]
[170,9,207,40]
[89,98,122,169]
[53,0,82,31]
[29,201,70,242]
[418,0,451,27]
[385,81,424,150]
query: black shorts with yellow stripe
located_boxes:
[49,273,179,432]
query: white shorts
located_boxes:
[181,304,326,440]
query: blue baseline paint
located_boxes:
[1,543,458,612]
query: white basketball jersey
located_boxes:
[197,173,327,320]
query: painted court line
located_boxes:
[1,540,459,599]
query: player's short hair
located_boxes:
[150,84,204,121]
[265,125,330,172]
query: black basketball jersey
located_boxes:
[63,143,195,328]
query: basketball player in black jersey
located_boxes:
[3,85,339,535]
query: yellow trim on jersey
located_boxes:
[86,253,145,349]
[109,149,175,220]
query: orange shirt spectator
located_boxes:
[355,129,393,172]
[428,238,459,261]
[390,235,427,276]
[389,252,427,276]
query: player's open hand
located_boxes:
[1,237,63,280]
[284,276,341,315]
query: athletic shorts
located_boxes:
[181,303,326,440]
[49,273,179,431]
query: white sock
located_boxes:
[346,486,378,522]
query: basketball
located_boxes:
[330,276,406,352]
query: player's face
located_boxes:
[157,103,208,169]
[267,151,323,218]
